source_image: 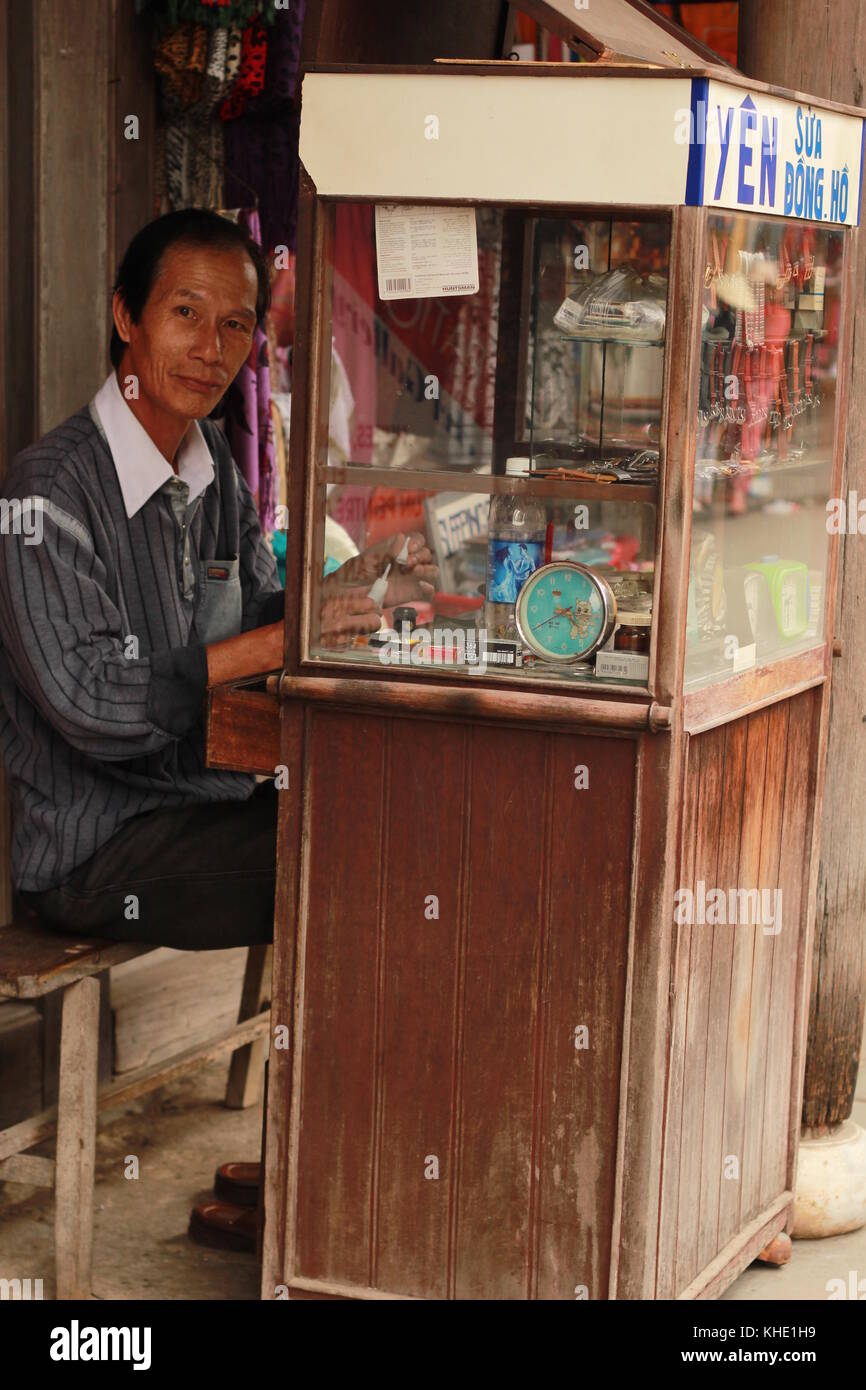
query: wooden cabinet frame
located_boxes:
[205,62,862,1299]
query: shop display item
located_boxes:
[744,556,810,640]
[595,647,650,682]
[366,561,392,608]
[553,266,667,342]
[615,617,651,654]
[484,459,546,644]
[514,562,616,664]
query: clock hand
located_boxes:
[531,613,569,632]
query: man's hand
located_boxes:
[327,532,438,606]
[319,588,382,648]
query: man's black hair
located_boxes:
[109,208,271,368]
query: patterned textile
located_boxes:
[153,22,208,107]
[222,1,305,254]
[219,208,277,532]
[218,19,267,120]
[154,22,242,208]
[223,22,243,85]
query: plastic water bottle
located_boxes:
[484,458,547,643]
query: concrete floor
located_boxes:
[1,1025,864,1301]
[0,1062,262,1300]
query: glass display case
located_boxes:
[685,211,843,688]
[307,205,671,690]
[235,59,865,1305]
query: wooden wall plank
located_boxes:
[0,0,8,481]
[300,0,510,67]
[716,708,769,1255]
[696,717,747,1272]
[0,0,37,931]
[740,701,789,1224]
[109,0,156,287]
[535,733,634,1300]
[656,732,699,1299]
[36,0,110,433]
[674,723,724,1293]
[785,688,826,1194]
[3,0,36,462]
[293,710,386,1286]
[262,700,305,1296]
[452,723,548,1299]
[374,719,467,1298]
[760,692,814,1205]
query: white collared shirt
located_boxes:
[89,370,215,518]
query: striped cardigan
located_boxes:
[0,406,284,892]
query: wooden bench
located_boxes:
[0,909,271,1299]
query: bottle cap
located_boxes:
[504,457,531,477]
[393,606,417,629]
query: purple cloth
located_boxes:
[223,2,305,255]
[221,208,277,532]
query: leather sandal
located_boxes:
[214,1161,261,1207]
[188,1199,258,1253]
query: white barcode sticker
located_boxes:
[375,204,479,301]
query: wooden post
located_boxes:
[0,0,12,929]
[225,944,272,1109]
[739,0,866,1235]
[55,977,100,1300]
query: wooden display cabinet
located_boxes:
[207,54,864,1298]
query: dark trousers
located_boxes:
[18,780,278,951]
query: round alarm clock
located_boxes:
[514,561,617,664]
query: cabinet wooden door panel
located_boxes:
[659,691,820,1297]
[285,709,635,1298]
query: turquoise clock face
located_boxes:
[514,562,616,663]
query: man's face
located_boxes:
[113,241,259,421]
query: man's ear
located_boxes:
[112,289,133,350]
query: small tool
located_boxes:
[367,561,393,608]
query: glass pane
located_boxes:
[313,203,670,688]
[330,203,504,473]
[528,216,668,460]
[310,476,656,686]
[685,212,844,689]
[328,205,669,475]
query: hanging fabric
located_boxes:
[218,207,277,534]
[153,21,242,208]
[153,22,208,208]
[222,1,306,257]
[218,18,268,120]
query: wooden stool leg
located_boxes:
[225,944,272,1110]
[55,976,99,1300]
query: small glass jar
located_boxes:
[614,612,651,653]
